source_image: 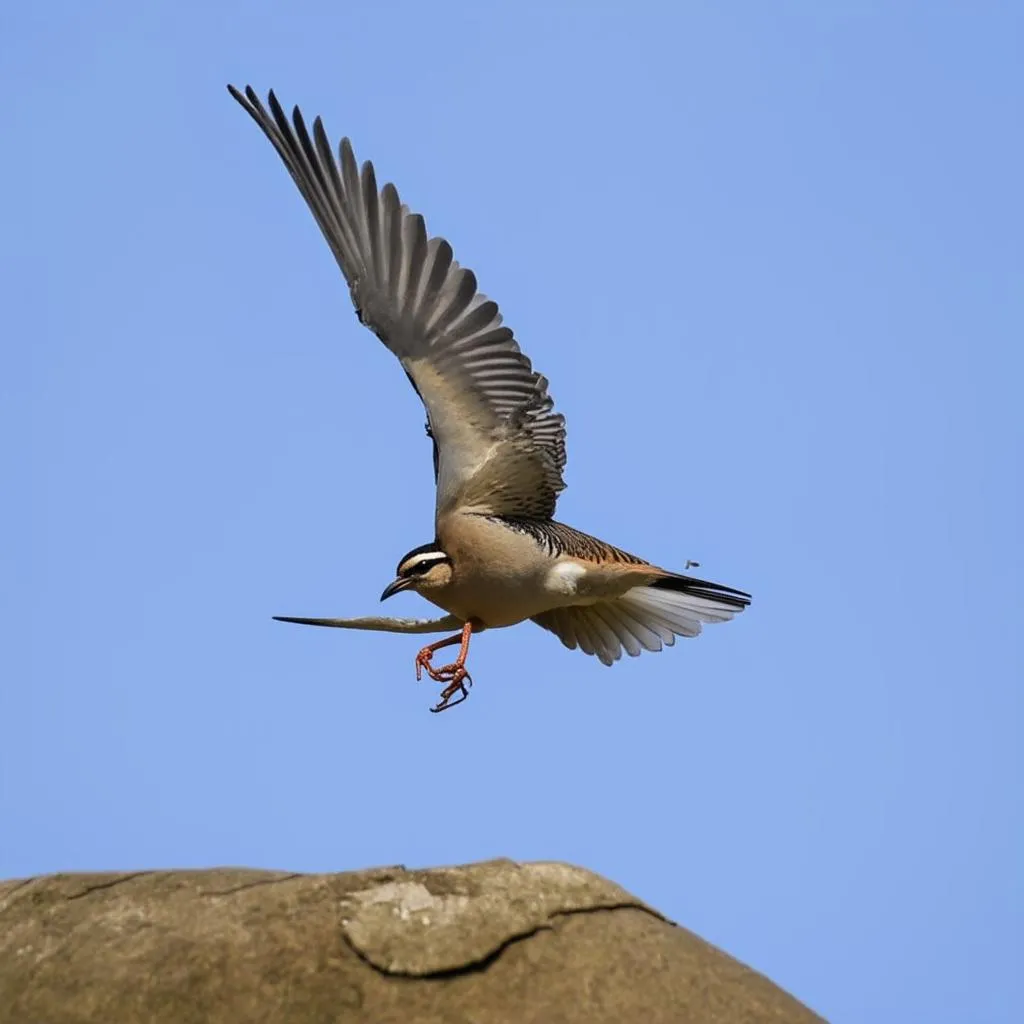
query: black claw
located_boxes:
[429,678,471,713]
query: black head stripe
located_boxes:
[396,542,450,577]
[406,555,448,576]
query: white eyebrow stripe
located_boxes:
[400,551,450,573]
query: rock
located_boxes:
[0,858,824,1023]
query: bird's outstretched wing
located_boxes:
[229,85,567,520]
[273,614,463,634]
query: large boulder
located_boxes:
[0,858,823,1022]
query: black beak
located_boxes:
[380,577,413,602]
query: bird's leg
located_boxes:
[414,622,475,712]
[414,628,467,681]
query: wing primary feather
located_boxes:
[446,298,500,344]
[383,183,404,301]
[572,611,599,657]
[419,239,454,327]
[229,85,568,518]
[288,103,347,256]
[339,138,370,271]
[592,604,641,658]
[400,214,428,321]
[586,611,621,665]
[547,609,578,651]
[311,118,361,267]
[428,269,478,336]
[602,603,661,654]
[360,161,384,290]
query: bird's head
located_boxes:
[380,543,453,601]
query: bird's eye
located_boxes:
[403,554,447,577]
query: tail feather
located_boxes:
[647,572,752,609]
[531,571,750,665]
[619,573,750,642]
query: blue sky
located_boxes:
[3,2,1021,1020]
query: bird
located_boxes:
[229,85,751,713]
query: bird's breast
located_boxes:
[430,516,585,628]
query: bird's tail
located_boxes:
[618,573,751,639]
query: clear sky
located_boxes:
[3,2,1021,1020]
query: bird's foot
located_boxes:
[415,645,444,682]
[414,624,475,712]
[428,664,473,713]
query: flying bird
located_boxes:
[229,85,751,712]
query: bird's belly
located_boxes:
[432,588,549,629]
[431,561,600,629]
[428,567,568,629]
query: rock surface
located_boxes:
[0,858,824,1023]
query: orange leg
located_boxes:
[415,622,475,712]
